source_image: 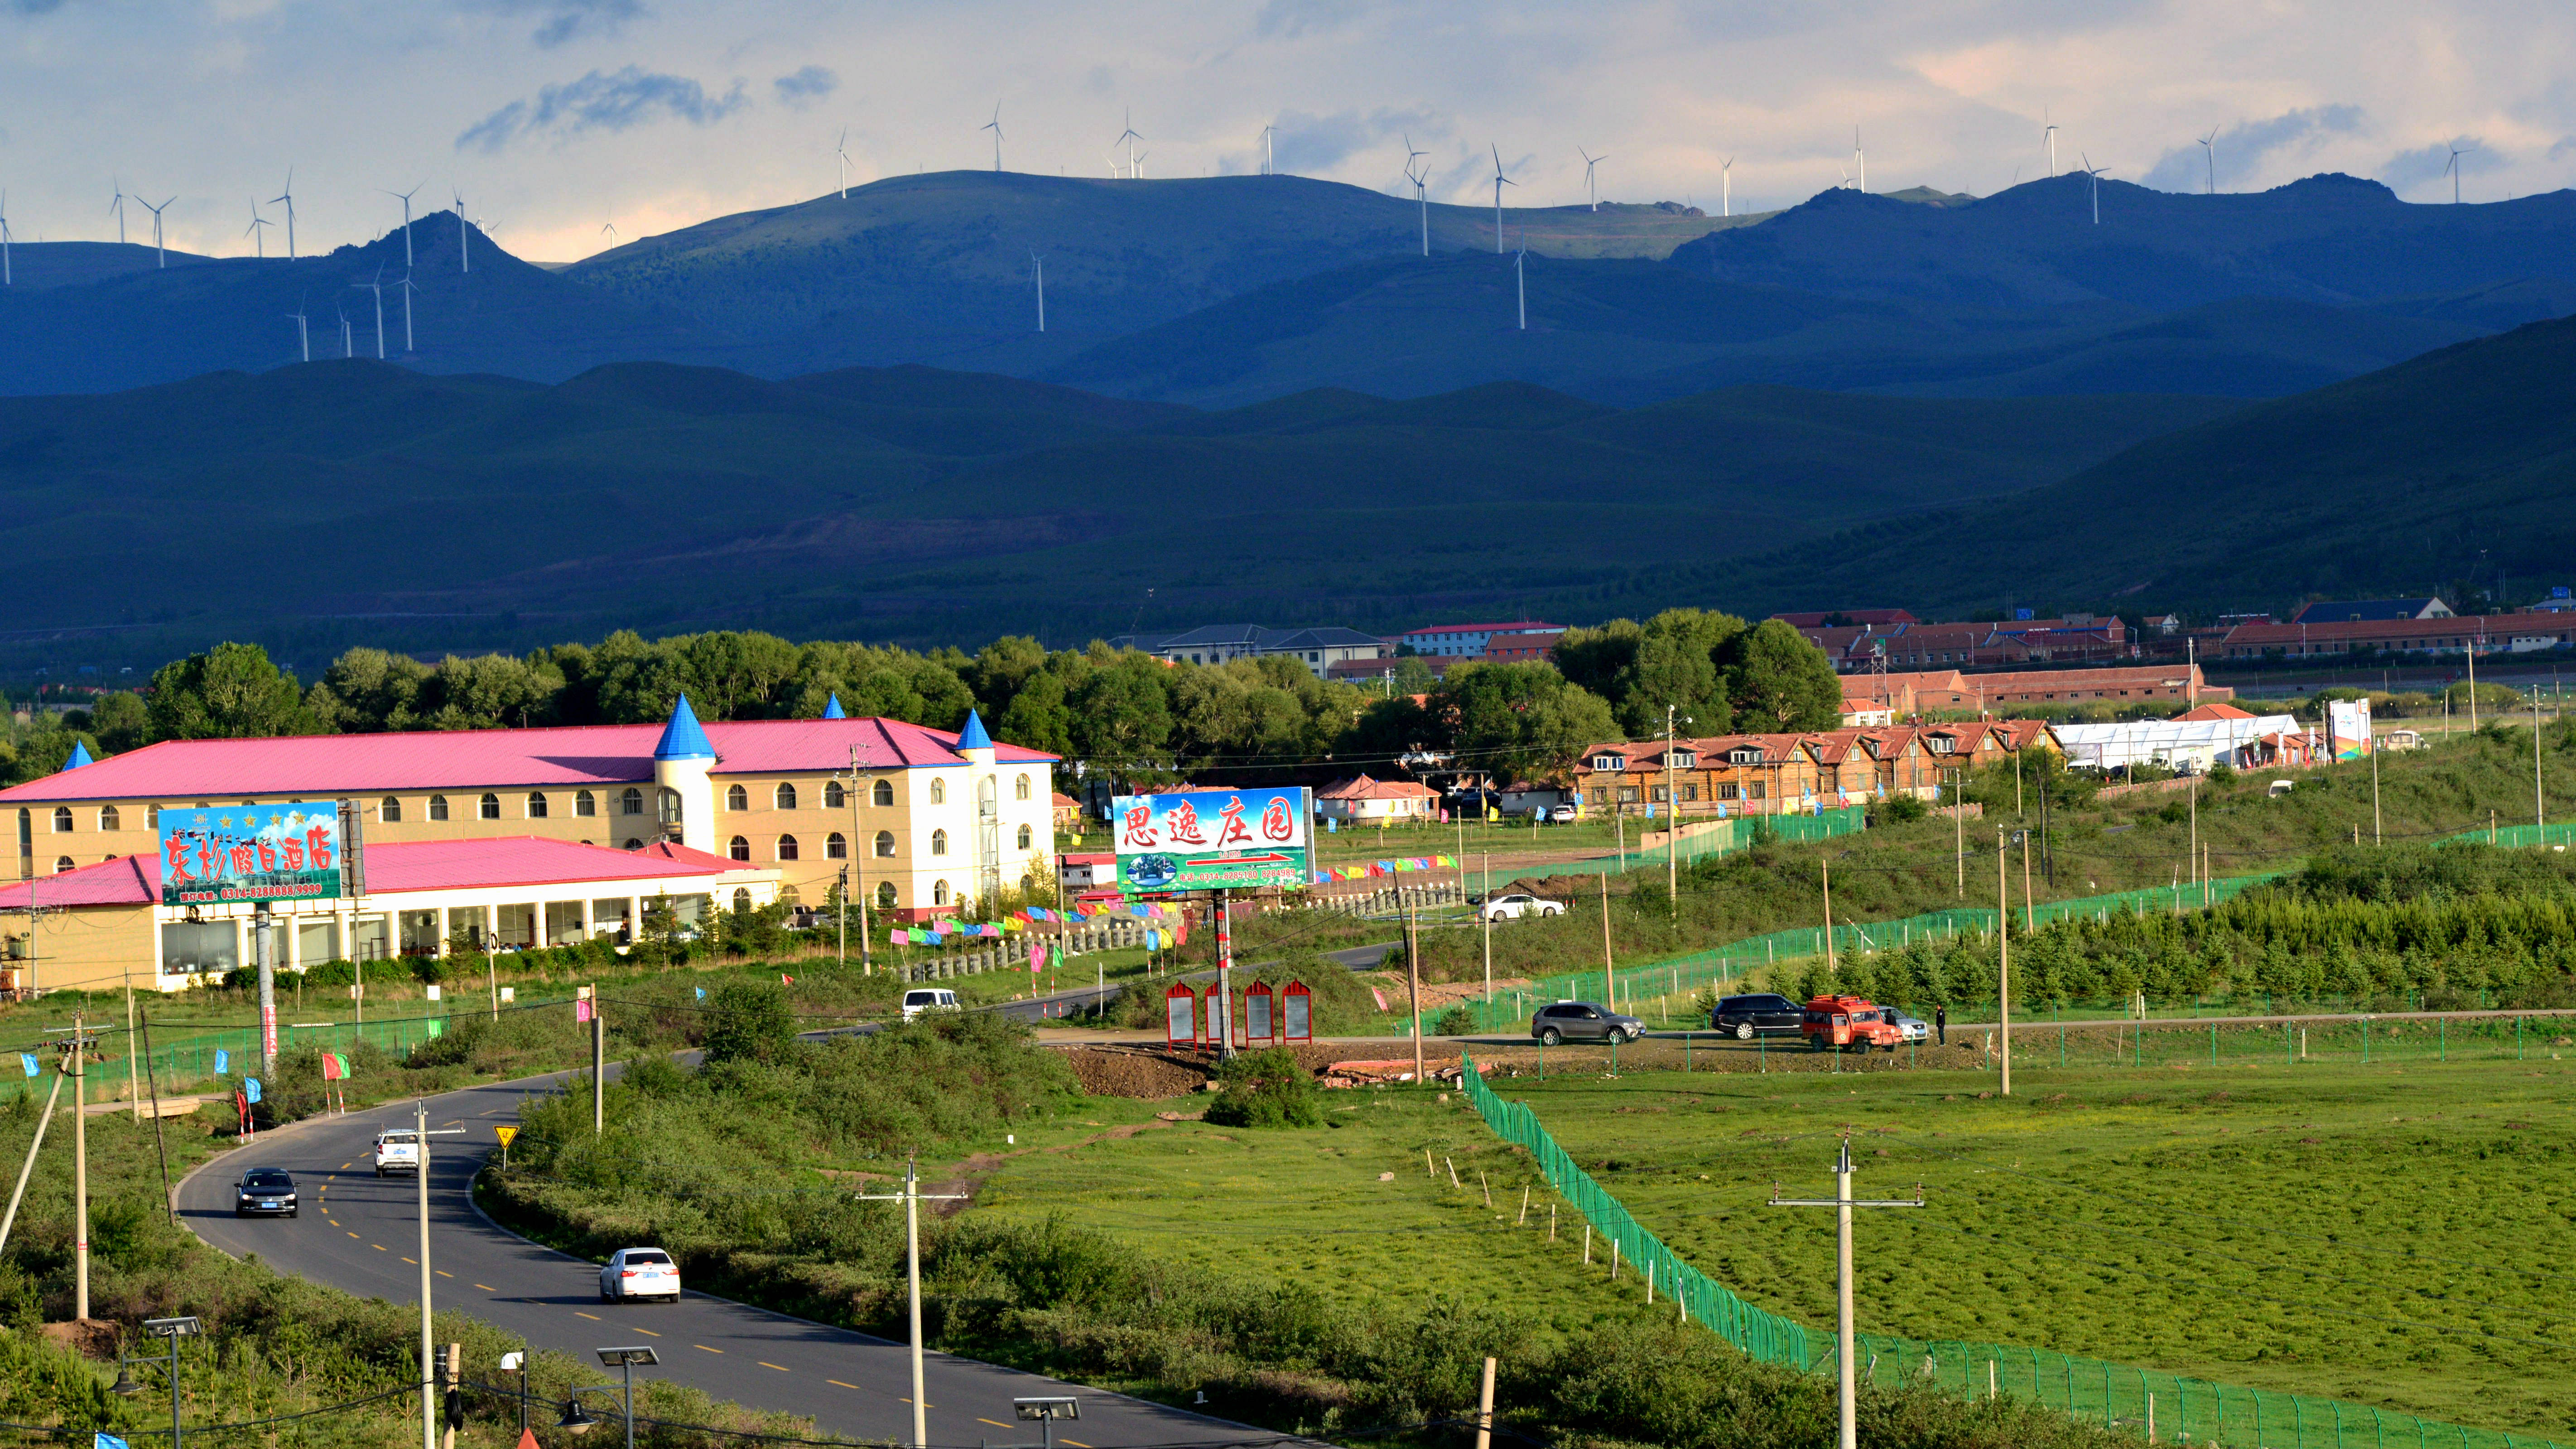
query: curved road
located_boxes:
[175,1064,1271,1447]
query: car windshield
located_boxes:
[380,1133,417,1144]
[243,1171,292,1189]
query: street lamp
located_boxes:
[1015,1396,1082,1449]
[561,1346,658,1449]
[112,1315,201,1449]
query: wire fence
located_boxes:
[1476,806,1871,887]
[1454,1057,2566,1449]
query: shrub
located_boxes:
[701,980,799,1065]
[1434,1005,1477,1035]
[1874,793,1929,824]
[1203,1047,1323,1128]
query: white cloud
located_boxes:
[459,65,749,153]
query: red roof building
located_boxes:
[1315,774,1442,823]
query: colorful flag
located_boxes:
[575,999,593,1023]
[1370,986,1390,1011]
[1030,941,1045,972]
[215,1048,229,1075]
[319,1052,351,1081]
[243,1078,263,1104]
[426,1019,445,1038]
[695,987,706,1000]
[96,1433,131,1449]
[781,973,794,985]
[18,1053,36,1078]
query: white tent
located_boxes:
[2056,714,2305,772]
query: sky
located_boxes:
[1,0,2568,264]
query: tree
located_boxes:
[964,635,1048,721]
[1435,662,1617,785]
[146,643,318,741]
[306,648,433,732]
[87,692,151,755]
[1720,620,1843,732]
[997,669,1075,758]
[701,980,799,1065]
[1069,650,1174,782]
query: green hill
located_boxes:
[1704,312,2576,616]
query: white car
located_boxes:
[372,1130,421,1177]
[600,1247,681,1303]
[1478,892,1565,922]
[900,987,960,1020]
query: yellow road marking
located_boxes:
[339,1162,352,1170]
[475,1284,496,1292]
[631,1328,658,1337]
[575,1312,602,1321]
[828,1380,859,1390]
[436,1270,452,1278]
[758,1362,788,1372]
[401,1256,416,1265]
[372,1244,386,1252]
[347,1231,360,1238]
[1063,1439,1093,1446]
[977,1419,1012,1429]
[693,1344,722,1354]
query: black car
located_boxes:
[1530,1001,1644,1046]
[235,1167,298,1218]
[1708,993,1804,1040]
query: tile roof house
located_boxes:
[1314,774,1443,823]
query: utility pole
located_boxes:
[1481,851,1493,1006]
[837,866,850,969]
[2537,692,2547,836]
[1952,767,1964,898]
[1770,1136,1925,1449]
[1406,896,1425,1082]
[255,905,278,1073]
[2189,770,2200,893]
[1666,705,1682,909]
[70,1017,90,1320]
[843,744,873,974]
[1998,830,2018,1096]
[1820,857,1836,973]
[2370,708,2383,845]
[1216,888,1235,1059]
[851,1162,967,1449]
[408,1107,464,1449]
[588,984,603,1134]
[1598,873,1615,1006]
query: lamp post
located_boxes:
[1015,1396,1082,1449]
[111,1314,202,1449]
[561,1346,660,1449]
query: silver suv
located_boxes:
[1530,1001,1642,1046]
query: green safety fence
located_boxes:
[1455,1056,2565,1449]
[1466,807,1871,888]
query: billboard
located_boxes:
[2326,698,2374,762]
[1113,787,1311,891]
[159,802,346,907]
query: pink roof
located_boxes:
[0,836,756,909]
[1317,774,1440,800]
[0,716,1056,805]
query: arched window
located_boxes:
[979,776,995,805]
[478,793,501,820]
[620,787,644,816]
[50,807,71,833]
[526,792,548,818]
[775,783,798,811]
[826,832,847,859]
[574,790,596,818]
[53,856,72,874]
[876,881,898,909]
[775,834,799,861]
[929,779,946,804]
[429,794,450,821]
[98,805,120,832]
[930,829,949,856]
[657,788,683,825]
[932,879,949,906]
[1015,773,1031,800]
[824,780,846,809]
[728,836,751,862]
[623,838,644,851]
[1016,823,1033,850]
[732,887,752,913]
[872,779,894,807]
[873,830,896,857]
[779,885,801,906]
[380,797,401,823]
[726,784,748,811]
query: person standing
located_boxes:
[1936,1003,1948,1046]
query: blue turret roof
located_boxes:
[654,696,716,761]
[63,740,93,769]
[957,710,992,752]
[822,693,846,720]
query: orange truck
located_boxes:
[1801,995,1906,1053]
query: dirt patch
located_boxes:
[1053,1046,1214,1098]
[42,1319,118,1359]
[1359,975,1535,1011]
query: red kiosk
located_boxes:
[1164,982,1199,1045]
[1244,981,1276,1045]
[1283,979,1312,1043]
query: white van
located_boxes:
[900,988,960,1021]
[373,1129,421,1177]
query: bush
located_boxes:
[1873,793,1928,824]
[1433,1005,1477,1035]
[1201,1047,1324,1128]
[701,980,798,1065]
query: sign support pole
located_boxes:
[255,906,277,1074]
[1215,889,1234,1059]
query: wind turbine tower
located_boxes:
[2043,107,2057,178]
[1116,110,1141,178]
[0,191,12,287]
[286,293,310,363]
[2199,129,2218,194]
[2446,143,2473,203]
[1721,156,1733,217]
[982,103,1004,172]
[358,267,385,360]
[1514,231,1527,330]
[1488,144,1516,254]
[244,200,273,257]
[383,183,424,268]
[110,178,126,245]
[836,128,853,198]
[139,196,175,268]
[271,168,296,258]
[337,302,352,358]
[1579,147,1607,212]
[1403,135,1429,255]
[454,188,470,272]
[1853,128,1865,193]
[2081,154,2109,224]
[1030,250,1045,332]
[395,272,419,352]
[1260,124,1276,175]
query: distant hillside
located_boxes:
[0,359,2227,668]
[1667,174,2576,313]
[1701,313,2576,617]
[1041,250,2489,407]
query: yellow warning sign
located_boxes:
[494,1126,519,1147]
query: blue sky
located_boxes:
[1,0,2567,261]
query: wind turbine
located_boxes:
[1579,147,1607,212]
[1721,156,1733,217]
[357,266,385,360]
[1029,250,1045,332]
[382,183,423,268]
[836,128,852,198]
[1133,151,1148,179]
[453,186,469,272]
[982,102,1003,172]
[1259,123,1276,176]
[1853,127,1865,193]
[2198,129,2218,194]
[336,301,352,358]
[600,221,618,243]
[0,191,12,286]
[394,271,419,353]
[1403,135,1429,255]
[2446,143,2473,203]
[1116,109,1141,178]
[270,167,296,258]
[2043,107,2057,178]
[109,177,128,245]
[244,199,274,257]
[285,291,309,363]
[138,195,175,267]
[1488,144,1516,254]
[1513,230,1527,331]
[2081,154,2109,224]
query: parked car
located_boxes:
[600,1247,681,1304]
[234,1167,298,1218]
[1478,892,1565,922]
[1529,1001,1643,1046]
[1547,804,1578,823]
[1883,1008,1930,1044]
[1801,995,1906,1053]
[1707,992,1805,1039]
[900,987,960,1021]
[373,1129,420,1177]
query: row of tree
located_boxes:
[20,615,1847,789]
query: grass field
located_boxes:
[974,1051,2576,1439]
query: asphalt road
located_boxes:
[176,1065,1276,1447]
